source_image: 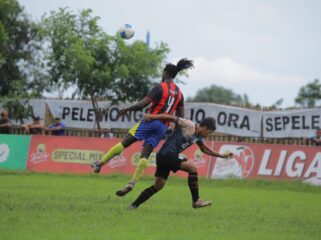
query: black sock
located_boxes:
[188,172,199,203]
[132,185,158,207]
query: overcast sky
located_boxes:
[19,0,321,107]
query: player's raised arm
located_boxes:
[196,141,233,159]
[118,83,164,116]
[119,98,151,116]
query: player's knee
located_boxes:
[154,183,164,191]
[154,178,166,191]
[189,165,198,173]
[122,134,136,148]
[137,158,148,168]
[140,144,153,159]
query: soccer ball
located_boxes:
[118,24,135,39]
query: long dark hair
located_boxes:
[164,58,194,79]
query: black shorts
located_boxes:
[155,153,187,180]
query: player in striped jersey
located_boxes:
[91,59,194,196]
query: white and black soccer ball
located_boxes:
[118,24,135,40]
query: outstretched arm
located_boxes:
[119,98,151,116]
[197,141,233,159]
[119,84,163,116]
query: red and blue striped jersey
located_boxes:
[145,81,184,122]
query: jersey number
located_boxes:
[165,96,175,113]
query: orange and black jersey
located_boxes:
[145,81,184,118]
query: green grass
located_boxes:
[0,170,320,240]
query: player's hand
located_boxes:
[222,152,233,159]
[143,113,155,121]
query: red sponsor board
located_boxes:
[27,135,126,174]
[210,142,321,183]
[27,136,321,183]
[26,136,212,177]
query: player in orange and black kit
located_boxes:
[91,58,194,196]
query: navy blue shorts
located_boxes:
[129,120,167,148]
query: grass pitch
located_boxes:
[0,170,320,240]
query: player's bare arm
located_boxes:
[119,98,151,116]
[197,142,233,159]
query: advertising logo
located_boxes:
[30,143,49,164]
[0,144,10,163]
[131,152,156,167]
[212,145,254,179]
[52,149,104,164]
[107,153,127,168]
[191,149,207,168]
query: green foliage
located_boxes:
[188,84,251,106]
[0,0,48,123]
[295,79,321,107]
[39,8,169,102]
[0,172,320,240]
[0,22,8,66]
[0,0,46,97]
[0,96,34,124]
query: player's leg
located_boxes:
[103,134,137,165]
[116,120,167,195]
[127,177,166,210]
[116,143,153,196]
[130,120,167,183]
[128,155,170,209]
[179,160,212,208]
[91,133,137,173]
[132,143,153,183]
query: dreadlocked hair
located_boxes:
[164,58,194,79]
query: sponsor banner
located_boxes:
[210,144,255,179]
[0,134,31,170]
[13,134,321,184]
[3,99,321,138]
[26,135,212,177]
[46,100,262,137]
[263,108,321,138]
[27,135,125,174]
[210,142,321,183]
[45,99,141,129]
[185,103,262,137]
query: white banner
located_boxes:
[263,109,321,138]
[45,100,262,136]
[45,99,144,129]
[6,99,320,138]
[185,103,262,137]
